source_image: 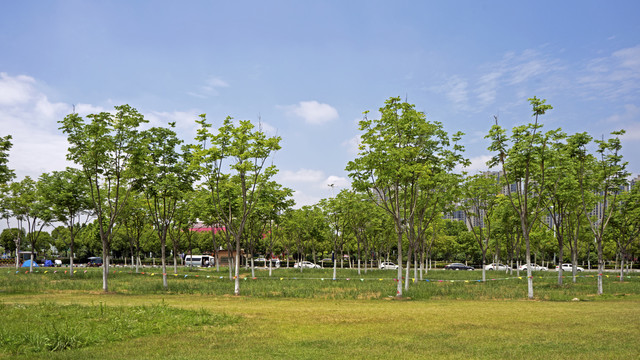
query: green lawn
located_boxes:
[1,267,639,359]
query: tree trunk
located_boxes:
[404,246,412,292]
[597,239,604,295]
[396,230,403,297]
[525,232,533,299]
[234,235,240,295]
[102,240,109,292]
[161,227,168,290]
[69,238,75,278]
[558,239,564,285]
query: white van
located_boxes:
[184,255,215,267]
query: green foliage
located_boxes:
[0,135,15,185]
[191,114,282,294]
[346,96,468,296]
[0,228,25,253]
[59,105,148,290]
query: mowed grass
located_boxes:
[1,267,639,359]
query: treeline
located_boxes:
[0,97,638,298]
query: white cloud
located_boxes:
[74,103,107,115]
[290,190,322,208]
[456,155,492,174]
[323,175,350,189]
[278,168,325,183]
[0,73,36,105]
[0,73,75,179]
[282,100,339,125]
[146,110,200,137]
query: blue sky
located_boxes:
[1,0,639,207]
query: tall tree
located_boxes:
[38,168,92,277]
[487,97,561,299]
[0,135,16,264]
[610,182,640,281]
[9,177,52,272]
[139,124,194,290]
[574,131,628,294]
[544,133,589,283]
[346,96,467,297]
[191,115,281,295]
[0,135,14,185]
[59,105,147,292]
[461,173,501,282]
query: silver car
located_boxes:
[555,263,584,272]
[484,263,511,271]
[293,261,320,269]
[518,263,548,271]
[379,261,399,270]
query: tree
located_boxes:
[138,124,194,290]
[0,228,24,256]
[59,105,147,292]
[39,168,92,277]
[543,133,589,284]
[461,173,501,282]
[346,96,467,297]
[0,135,16,261]
[575,130,629,294]
[191,115,281,295]
[245,180,293,277]
[486,97,561,299]
[119,192,150,272]
[9,176,52,272]
[0,135,14,185]
[610,182,640,280]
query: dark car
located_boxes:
[444,263,474,271]
[87,257,103,267]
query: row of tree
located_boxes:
[0,97,638,299]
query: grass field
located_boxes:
[1,267,639,359]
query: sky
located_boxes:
[1,0,639,208]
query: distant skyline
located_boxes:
[1,0,639,208]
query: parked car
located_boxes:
[518,263,548,271]
[293,261,320,269]
[87,257,103,267]
[444,263,474,271]
[379,261,399,270]
[556,263,584,272]
[253,258,281,268]
[484,263,511,271]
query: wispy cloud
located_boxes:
[343,135,361,155]
[605,104,640,141]
[577,45,640,101]
[281,100,339,125]
[187,76,229,98]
